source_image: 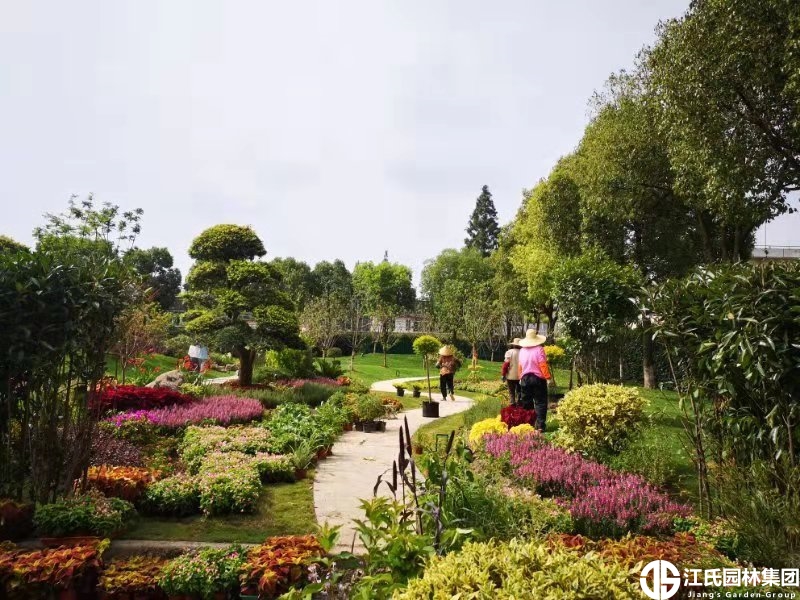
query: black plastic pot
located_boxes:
[376,420,386,432]
[396,388,405,397]
[355,421,364,431]
[362,420,379,433]
[422,401,439,418]
[412,389,421,398]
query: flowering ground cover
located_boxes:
[105,395,264,429]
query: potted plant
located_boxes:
[290,440,317,480]
[356,395,385,433]
[413,335,443,419]
[392,382,406,397]
[411,383,422,398]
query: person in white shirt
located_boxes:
[502,338,522,405]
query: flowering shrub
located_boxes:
[554,384,646,456]
[180,425,272,473]
[99,556,168,598]
[106,396,264,430]
[543,344,566,367]
[196,452,262,515]
[89,428,145,467]
[568,473,691,537]
[241,535,323,597]
[336,375,352,386]
[158,545,246,599]
[482,432,690,537]
[468,417,508,448]
[381,396,404,418]
[509,423,537,436]
[33,491,136,537]
[85,466,162,503]
[500,405,536,428]
[142,474,199,517]
[0,541,107,594]
[91,385,194,414]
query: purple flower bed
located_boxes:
[273,377,342,388]
[482,432,691,537]
[106,396,264,429]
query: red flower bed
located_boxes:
[500,405,536,428]
[91,386,194,414]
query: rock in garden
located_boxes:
[145,369,184,390]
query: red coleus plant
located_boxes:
[84,466,162,503]
[0,540,108,592]
[500,405,536,428]
[90,386,194,414]
[241,535,323,597]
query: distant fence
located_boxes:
[752,246,800,260]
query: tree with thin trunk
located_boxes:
[111,293,170,383]
[300,295,346,358]
[413,335,442,402]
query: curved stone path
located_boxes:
[313,377,473,552]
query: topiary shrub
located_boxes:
[162,334,193,358]
[325,347,343,358]
[553,384,646,456]
[396,538,639,599]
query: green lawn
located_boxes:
[123,477,317,543]
[346,352,503,387]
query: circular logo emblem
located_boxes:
[640,560,681,600]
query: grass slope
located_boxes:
[346,352,502,387]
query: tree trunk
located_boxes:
[350,348,356,372]
[642,321,656,389]
[238,348,255,387]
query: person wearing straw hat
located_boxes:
[502,338,522,405]
[517,329,552,431]
[435,345,459,401]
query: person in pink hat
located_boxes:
[517,329,552,431]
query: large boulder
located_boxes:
[145,369,184,390]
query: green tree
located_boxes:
[125,247,182,310]
[311,259,352,301]
[271,257,316,311]
[552,249,639,385]
[110,294,171,383]
[352,261,415,367]
[420,248,494,343]
[645,0,800,261]
[0,235,29,254]
[413,335,442,402]
[183,225,302,386]
[464,185,501,257]
[300,295,347,358]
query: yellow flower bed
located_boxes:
[468,417,508,447]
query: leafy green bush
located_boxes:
[607,433,680,488]
[553,384,646,456]
[297,382,337,406]
[396,538,639,599]
[266,403,318,452]
[355,394,385,422]
[196,452,262,515]
[325,347,343,358]
[264,348,315,379]
[142,474,199,516]
[34,491,136,537]
[315,358,343,379]
[162,334,193,358]
[158,544,247,598]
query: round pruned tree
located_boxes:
[183,224,302,386]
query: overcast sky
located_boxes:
[2,0,797,282]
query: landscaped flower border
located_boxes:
[105,395,264,429]
[481,432,691,537]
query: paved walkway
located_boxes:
[313,377,473,552]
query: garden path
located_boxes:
[314,377,473,553]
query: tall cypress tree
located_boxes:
[464,185,501,257]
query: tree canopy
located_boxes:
[183,225,301,385]
[464,185,501,257]
[125,246,182,310]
